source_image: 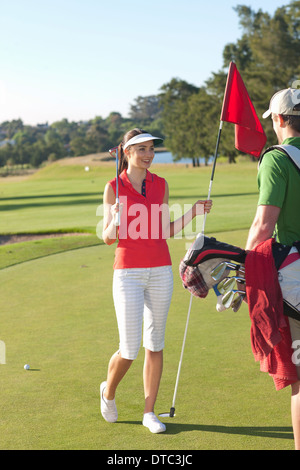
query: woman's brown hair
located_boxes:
[118,128,148,174]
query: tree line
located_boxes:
[1,2,300,169]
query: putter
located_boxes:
[109,146,120,226]
[159,294,193,418]
[222,289,246,309]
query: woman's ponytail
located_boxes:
[118,142,127,174]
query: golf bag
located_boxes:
[179,235,300,318]
[179,236,246,299]
[179,144,300,313]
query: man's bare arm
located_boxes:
[246,204,281,251]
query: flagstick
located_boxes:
[169,61,264,418]
[169,122,224,418]
[167,72,229,419]
[200,120,223,236]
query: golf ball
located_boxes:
[24,364,30,370]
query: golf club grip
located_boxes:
[114,197,120,226]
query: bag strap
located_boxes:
[259,144,300,174]
[293,240,300,255]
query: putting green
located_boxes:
[0,161,295,450]
[0,234,294,450]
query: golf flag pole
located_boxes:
[163,63,266,419]
[201,119,223,235]
[200,62,240,235]
[198,60,266,238]
[166,123,224,418]
[169,293,193,417]
[162,69,231,419]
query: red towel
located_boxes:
[245,238,298,390]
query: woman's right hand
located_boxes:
[111,201,123,226]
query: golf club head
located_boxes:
[210,263,228,282]
[210,261,245,282]
[222,290,245,309]
[231,293,245,312]
[212,284,227,312]
[229,275,245,283]
[159,407,176,418]
[217,277,236,294]
[219,276,246,293]
[108,146,118,158]
[216,295,227,312]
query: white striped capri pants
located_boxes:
[113,265,173,360]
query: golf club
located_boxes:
[222,289,246,309]
[213,284,227,312]
[231,293,245,312]
[217,277,237,295]
[109,146,120,226]
[159,293,193,418]
[210,261,245,282]
[218,275,245,294]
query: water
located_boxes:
[154,151,212,165]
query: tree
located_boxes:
[86,118,110,153]
[222,2,300,146]
[0,119,24,139]
[186,88,220,165]
[129,95,162,122]
[51,119,79,145]
[159,78,200,164]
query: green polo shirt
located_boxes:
[257,136,300,245]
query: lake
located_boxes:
[154,151,212,165]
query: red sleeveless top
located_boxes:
[109,170,172,269]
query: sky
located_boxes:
[0,0,290,126]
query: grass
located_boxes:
[0,158,295,450]
[0,234,100,270]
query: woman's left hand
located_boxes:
[203,199,213,213]
[193,199,213,217]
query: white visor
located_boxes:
[123,133,163,150]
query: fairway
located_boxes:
[0,160,295,450]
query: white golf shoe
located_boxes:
[100,381,118,423]
[142,412,166,433]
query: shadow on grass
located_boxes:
[117,421,293,440]
[169,192,258,201]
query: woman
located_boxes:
[100,128,212,433]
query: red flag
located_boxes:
[220,62,267,158]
